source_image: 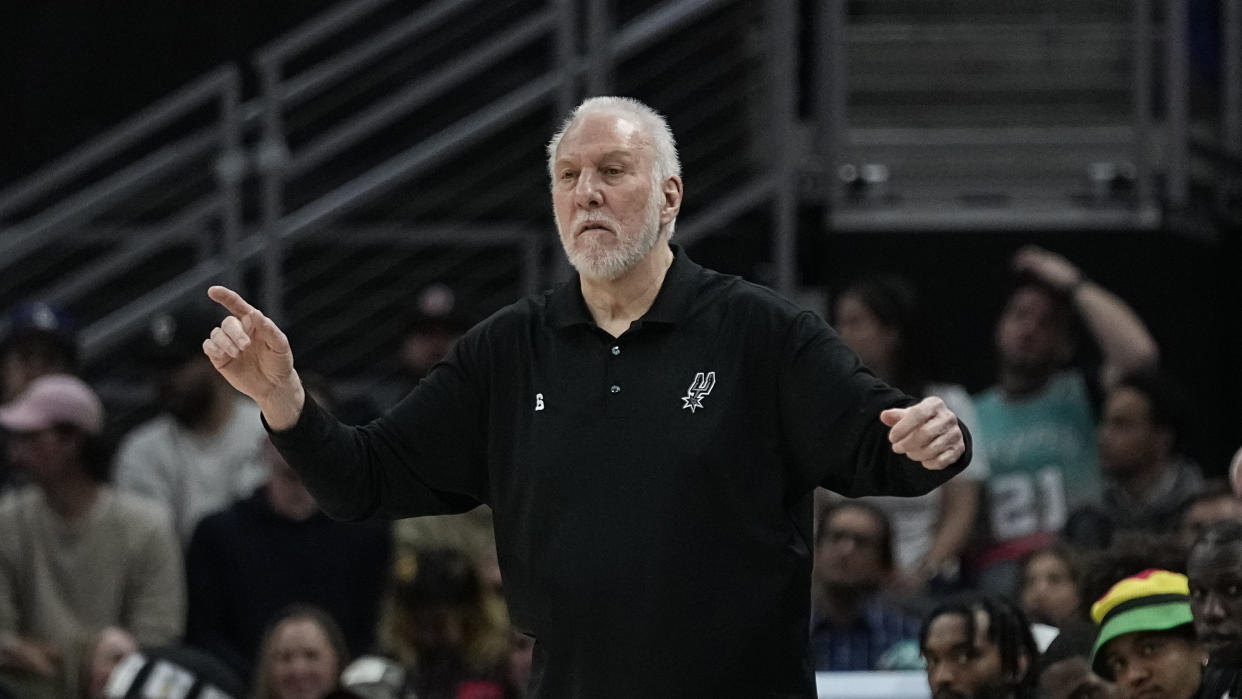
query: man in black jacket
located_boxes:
[184,437,390,684]
[1190,520,1242,699]
[201,96,971,698]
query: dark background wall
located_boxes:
[0,2,336,187]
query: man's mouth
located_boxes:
[576,223,612,236]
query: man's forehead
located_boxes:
[556,112,648,158]
[1190,540,1242,575]
[554,147,639,165]
[927,610,992,647]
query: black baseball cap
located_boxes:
[143,302,227,365]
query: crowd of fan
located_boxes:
[0,246,1239,699]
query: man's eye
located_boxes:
[559,171,576,180]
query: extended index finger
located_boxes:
[208,285,258,319]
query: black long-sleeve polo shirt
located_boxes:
[269,244,970,698]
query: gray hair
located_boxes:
[546,96,681,186]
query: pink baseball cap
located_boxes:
[0,374,103,435]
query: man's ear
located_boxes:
[660,175,683,224]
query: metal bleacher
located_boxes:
[0,0,801,409]
[813,0,1183,232]
[1,0,1238,412]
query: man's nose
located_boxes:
[1118,661,1149,688]
[574,169,603,207]
[1201,592,1228,620]
[928,664,954,688]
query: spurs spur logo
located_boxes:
[681,371,716,413]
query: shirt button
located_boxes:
[611,346,620,356]
[610,385,621,394]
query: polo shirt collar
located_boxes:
[547,243,701,329]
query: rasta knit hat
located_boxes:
[1089,568,1194,676]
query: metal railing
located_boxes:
[0,0,792,384]
[0,65,243,356]
[5,0,1222,382]
[239,0,793,382]
[812,0,1187,231]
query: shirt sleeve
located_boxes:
[777,311,971,497]
[267,331,490,522]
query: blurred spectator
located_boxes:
[919,594,1039,699]
[1188,520,1242,698]
[971,246,1158,595]
[373,284,471,411]
[1017,542,1085,628]
[0,375,184,697]
[1067,370,1202,548]
[380,548,514,699]
[0,302,79,403]
[251,605,348,699]
[373,286,495,598]
[393,507,497,597]
[831,274,987,597]
[1179,479,1242,549]
[810,501,919,671]
[114,302,266,542]
[0,301,79,493]
[185,436,391,683]
[1038,621,1119,699]
[1088,569,1205,699]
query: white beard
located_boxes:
[558,189,665,282]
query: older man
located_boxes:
[201,96,970,697]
